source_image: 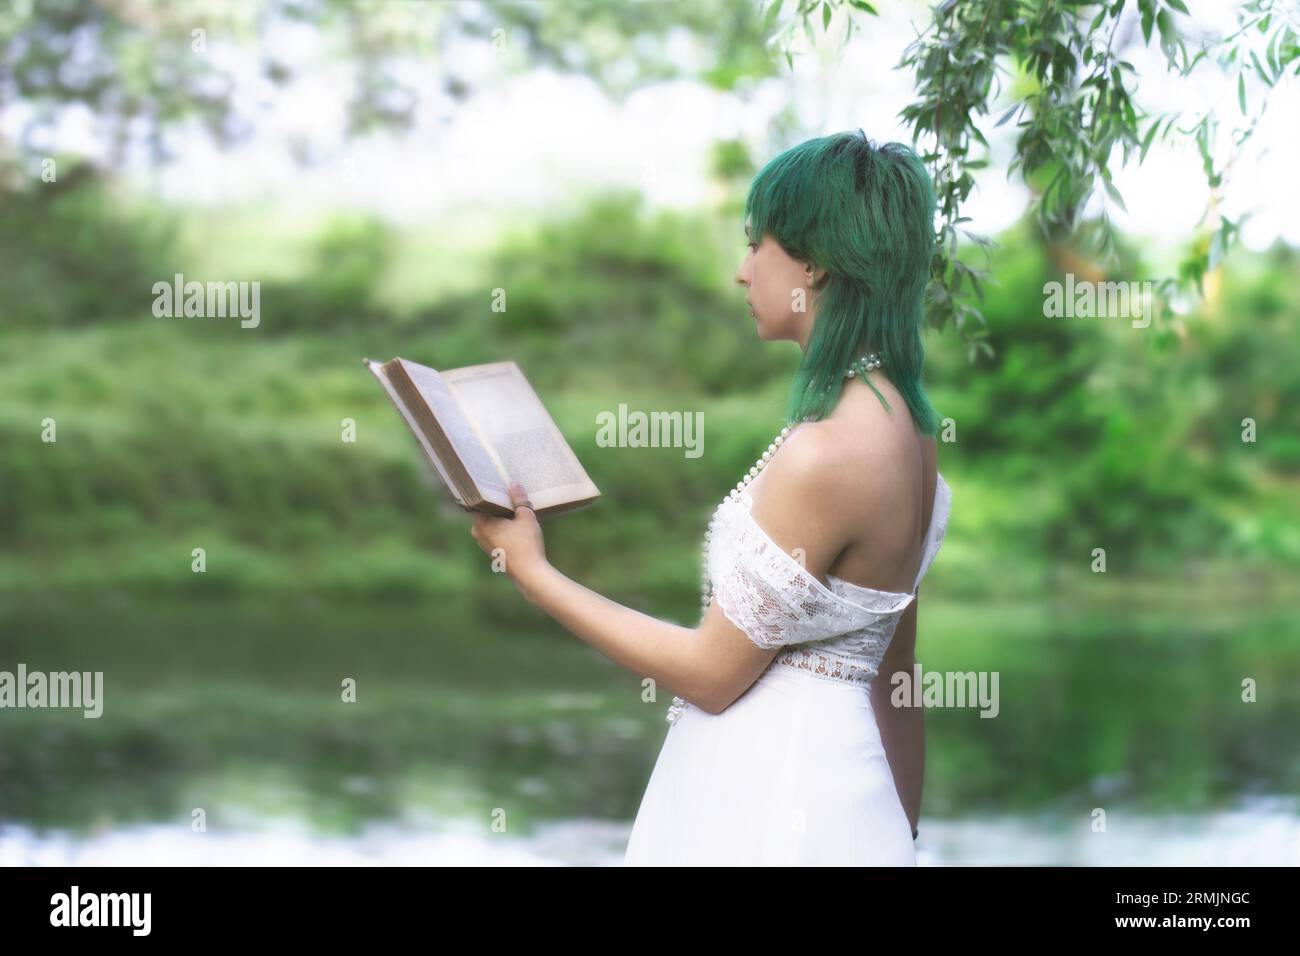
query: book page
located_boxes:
[365,360,466,506]
[444,363,596,506]
[396,359,509,502]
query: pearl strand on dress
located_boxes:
[664,352,883,724]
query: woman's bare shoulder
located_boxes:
[758,420,856,498]
[769,416,902,514]
[806,395,935,515]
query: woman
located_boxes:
[470,130,951,865]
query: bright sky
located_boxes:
[10,0,1298,258]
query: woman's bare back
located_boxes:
[818,375,939,595]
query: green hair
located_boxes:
[744,130,941,436]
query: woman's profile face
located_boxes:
[734,224,821,345]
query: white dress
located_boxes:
[624,472,952,866]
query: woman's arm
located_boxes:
[472,428,858,714]
[871,590,925,834]
[471,483,780,714]
[514,561,774,714]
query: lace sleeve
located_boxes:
[705,498,885,649]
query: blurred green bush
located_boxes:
[1,169,1297,601]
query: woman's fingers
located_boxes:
[508,481,534,513]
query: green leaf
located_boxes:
[1238,71,1247,113]
[822,1,831,32]
[1164,0,1189,14]
[1249,50,1272,87]
[1140,119,1160,161]
[763,0,785,33]
[1265,26,1282,80]
[1156,9,1176,53]
[1103,177,1128,213]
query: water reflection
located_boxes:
[2,593,1297,865]
[4,795,1296,866]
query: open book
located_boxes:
[364,357,601,518]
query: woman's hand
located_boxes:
[469,481,549,594]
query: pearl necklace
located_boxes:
[664,352,883,723]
